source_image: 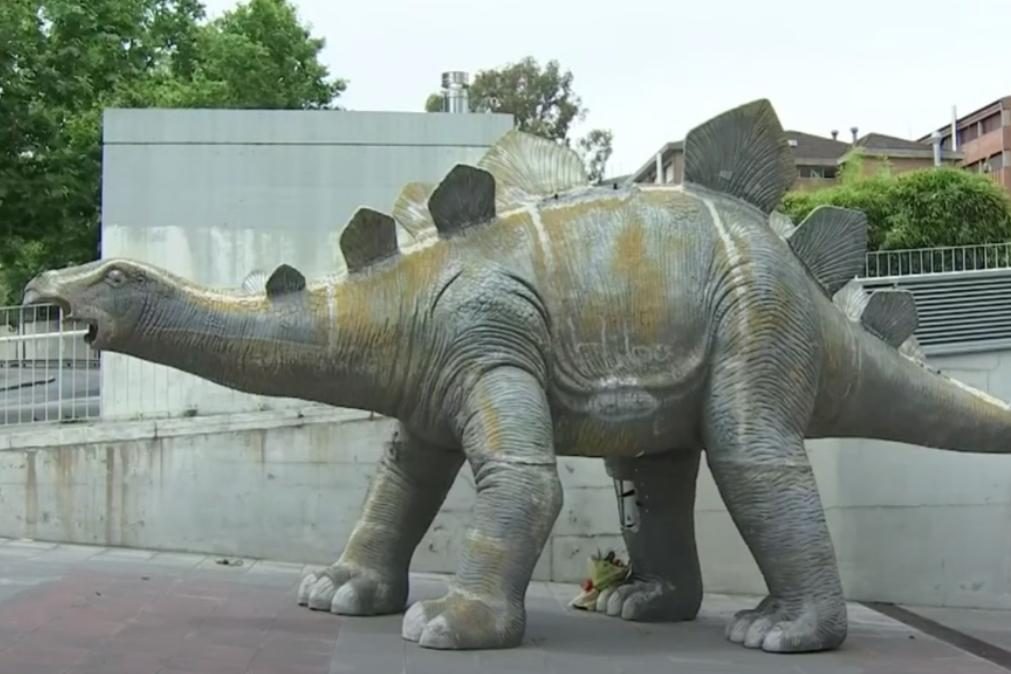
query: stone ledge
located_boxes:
[0,405,377,451]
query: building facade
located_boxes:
[628,128,960,191]
[921,96,1011,191]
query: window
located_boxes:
[798,166,837,179]
[960,125,979,144]
[982,113,1002,134]
[990,153,1004,172]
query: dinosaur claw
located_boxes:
[744,616,775,648]
[401,601,429,642]
[307,576,336,610]
[296,572,318,605]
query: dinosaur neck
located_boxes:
[117,277,418,416]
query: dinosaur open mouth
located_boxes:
[21,290,101,345]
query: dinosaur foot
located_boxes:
[297,564,407,616]
[401,590,524,650]
[725,594,847,653]
[594,578,701,622]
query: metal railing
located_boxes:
[0,304,100,426]
[863,242,1011,278]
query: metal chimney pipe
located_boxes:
[931,130,943,166]
[951,105,958,151]
[850,126,859,144]
[831,129,839,141]
[441,71,469,114]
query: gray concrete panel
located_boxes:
[99,109,513,419]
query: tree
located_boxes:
[781,166,1011,254]
[0,0,345,304]
[425,57,614,182]
[127,0,346,109]
[577,129,614,184]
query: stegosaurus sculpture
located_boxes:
[23,99,1011,654]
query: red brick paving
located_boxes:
[4,543,1011,674]
[0,558,340,674]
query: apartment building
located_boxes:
[920,96,1011,191]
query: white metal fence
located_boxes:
[0,304,100,426]
[864,242,1011,278]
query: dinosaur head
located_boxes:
[22,258,184,350]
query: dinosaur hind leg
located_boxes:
[703,408,847,652]
[594,450,703,622]
[697,236,844,652]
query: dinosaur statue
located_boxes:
[22,99,1011,654]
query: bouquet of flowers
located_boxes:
[568,549,630,610]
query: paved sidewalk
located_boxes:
[0,538,1008,673]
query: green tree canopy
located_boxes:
[577,129,614,184]
[781,166,1011,252]
[0,0,345,303]
[425,57,614,182]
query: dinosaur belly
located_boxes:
[584,381,661,422]
[548,322,710,457]
[549,376,704,457]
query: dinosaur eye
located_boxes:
[106,269,127,287]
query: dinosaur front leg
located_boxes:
[298,424,463,615]
[594,450,703,622]
[402,366,563,650]
[703,417,847,653]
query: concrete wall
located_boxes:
[99,109,514,420]
[1,346,1010,609]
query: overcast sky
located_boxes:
[203,0,1011,178]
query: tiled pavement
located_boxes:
[0,538,1009,674]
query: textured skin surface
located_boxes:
[22,99,1011,654]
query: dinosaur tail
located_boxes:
[812,290,1011,454]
